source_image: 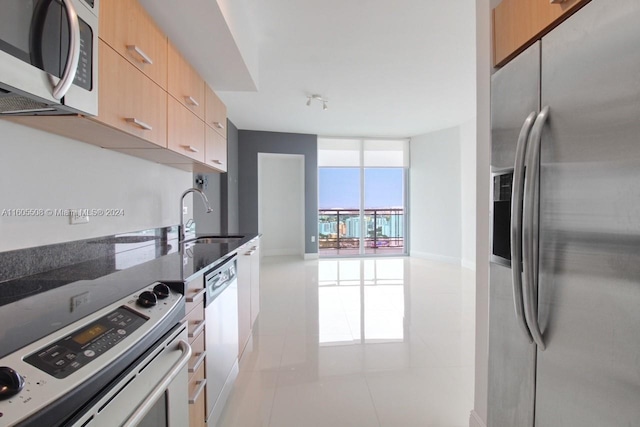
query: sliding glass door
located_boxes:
[318,139,408,257]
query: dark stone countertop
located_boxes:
[0,231,259,359]
[0,231,260,308]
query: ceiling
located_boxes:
[147,0,477,138]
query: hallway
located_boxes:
[219,256,475,427]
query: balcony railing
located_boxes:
[318,208,404,252]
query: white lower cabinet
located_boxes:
[237,237,260,358]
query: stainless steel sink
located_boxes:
[184,236,245,244]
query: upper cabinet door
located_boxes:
[168,42,205,120]
[100,0,168,89]
[493,0,589,67]
[205,85,227,139]
[96,40,167,148]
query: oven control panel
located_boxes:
[24,307,147,379]
[0,282,184,426]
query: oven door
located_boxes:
[69,324,191,427]
[0,0,97,115]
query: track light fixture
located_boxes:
[306,94,328,110]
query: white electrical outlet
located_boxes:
[69,209,89,225]
[183,206,188,215]
[70,291,90,312]
[311,235,316,243]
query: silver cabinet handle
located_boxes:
[186,287,206,303]
[188,379,207,405]
[52,0,81,100]
[127,44,154,65]
[123,340,192,427]
[182,145,200,153]
[185,96,200,107]
[212,159,222,164]
[125,118,153,131]
[522,105,550,351]
[188,320,205,338]
[245,250,255,256]
[213,121,225,130]
[511,111,537,343]
[188,351,206,373]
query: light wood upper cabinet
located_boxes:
[168,43,205,120]
[205,125,227,172]
[493,0,589,67]
[94,40,167,148]
[205,86,227,139]
[100,0,168,89]
[168,96,205,162]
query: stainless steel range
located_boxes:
[0,280,189,426]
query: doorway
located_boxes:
[258,153,305,257]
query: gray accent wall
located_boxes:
[222,120,240,234]
[238,130,318,254]
[193,119,240,235]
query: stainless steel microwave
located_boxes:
[0,0,98,116]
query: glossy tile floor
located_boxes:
[218,256,475,427]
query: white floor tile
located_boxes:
[219,256,475,427]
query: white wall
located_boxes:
[410,127,462,264]
[471,0,494,426]
[258,153,305,257]
[0,120,192,252]
[461,118,477,270]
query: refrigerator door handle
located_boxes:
[522,106,550,351]
[511,111,537,343]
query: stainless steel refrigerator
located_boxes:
[488,1,640,426]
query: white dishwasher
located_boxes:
[205,255,239,427]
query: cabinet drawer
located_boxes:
[168,97,205,162]
[205,85,227,138]
[188,361,207,427]
[95,41,167,148]
[185,287,206,315]
[188,330,206,381]
[100,0,168,88]
[186,302,205,340]
[205,125,227,172]
[168,42,205,119]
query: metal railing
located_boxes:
[318,208,404,250]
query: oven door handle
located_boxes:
[122,339,192,427]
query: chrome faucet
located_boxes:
[180,188,213,242]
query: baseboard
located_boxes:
[462,259,477,271]
[304,253,319,260]
[410,251,461,266]
[469,410,487,427]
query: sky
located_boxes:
[319,168,404,209]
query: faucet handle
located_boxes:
[185,218,195,230]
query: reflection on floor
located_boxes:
[218,256,475,427]
[319,247,406,256]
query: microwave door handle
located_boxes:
[51,0,81,100]
[522,106,549,351]
[511,111,537,343]
[122,339,192,427]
